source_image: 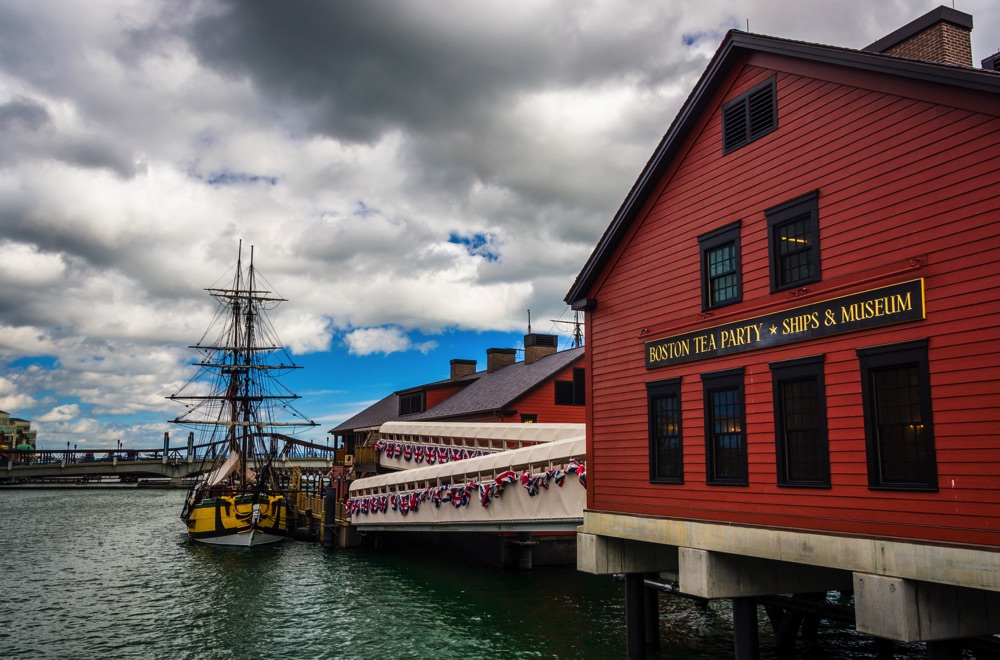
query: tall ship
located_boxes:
[170,242,318,546]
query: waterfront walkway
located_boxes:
[1,440,334,485]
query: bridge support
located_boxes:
[514,532,536,569]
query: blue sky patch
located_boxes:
[448,232,500,262]
[205,171,278,186]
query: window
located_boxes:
[767,191,820,291]
[520,414,537,424]
[398,392,424,416]
[702,368,747,485]
[770,356,829,487]
[698,221,741,310]
[555,367,586,406]
[722,77,777,154]
[647,378,683,483]
[857,339,937,490]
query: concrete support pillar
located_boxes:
[643,572,660,652]
[679,547,851,599]
[855,573,1000,642]
[925,639,962,660]
[624,573,645,660]
[516,532,535,570]
[323,486,336,547]
[732,597,760,660]
[577,532,679,575]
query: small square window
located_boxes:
[767,191,820,291]
[857,339,937,491]
[647,378,683,483]
[702,368,747,485]
[698,221,742,310]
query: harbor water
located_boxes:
[0,488,933,659]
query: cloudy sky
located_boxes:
[1,1,996,450]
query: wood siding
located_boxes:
[585,54,1000,548]
[425,383,469,410]
[510,364,587,424]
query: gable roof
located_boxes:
[564,29,1000,308]
[329,346,585,432]
[329,371,479,434]
[407,346,584,421]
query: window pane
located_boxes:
[872,365,926,484]
[708,243,738,304]
[777,215,814,286]
[710,388,744,481]
[778,378,823,482]
[652,394,681,480]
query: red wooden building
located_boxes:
[565,6,1000,657]
[330,332,585,463]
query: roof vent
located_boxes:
[722,77,776,154]
[983,52,1000,72]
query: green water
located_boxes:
[0,488,932,659]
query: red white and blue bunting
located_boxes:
[374,440,490,465]
[346,459,587,518]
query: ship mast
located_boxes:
[168,241,318,490]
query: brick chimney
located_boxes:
[524,333,558,365]
[486,348,516,373]
[449,359,477,380]
[864,6,973,67]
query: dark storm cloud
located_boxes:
[187,1,676,142]
[183,0,700,220]
[0,98,138,178]
[0,97,52,132]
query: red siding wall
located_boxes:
[425,383,468,409]
[586,54,1000,548]
[511,363,587,424]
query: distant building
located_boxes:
[565,5,1000,656]
[329,333,585,472]
[0,410,37,450]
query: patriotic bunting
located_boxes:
[374,441,491,466]
[347,460,586,519]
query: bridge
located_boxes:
[1,440,336,486]
[347,422,587,533]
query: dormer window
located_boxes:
[722,77,776,154]
[398,392,424,415]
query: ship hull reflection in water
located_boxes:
[2,488,933,658]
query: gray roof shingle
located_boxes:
[329,347,584,432]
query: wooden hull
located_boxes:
[182,492,290,547]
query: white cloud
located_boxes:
[343,327,438,356]
[1,0,996,446]
[35,403,79,422]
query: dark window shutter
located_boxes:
[573,368,586,405]
[748,85,775,139]
[555,381,575,405]
[722,103,748,152]
[722,77,776,154]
